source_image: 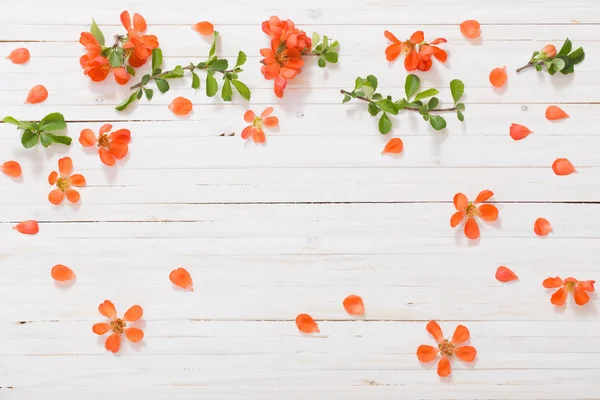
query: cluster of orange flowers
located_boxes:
[384,30,447,71]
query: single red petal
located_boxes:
[79,129,98,146]
[551,287,567,306]
[244,110,256,123]
[169,267,194,291]
[417,345,439,362]
[381,138,404,155]
[534,218,552,236]
[489,66,507,88]
[474,190,494,204]
[48,189,64,205]
[13,220,39,235]
[543,276,563,288]
[432,47,447,63]
[108,141,129,159]
[404,49,420,71]
[342,295,365,316]
[296,314,319,334]
[545,106,569,121]
[260,107,274,119]
[65,189,80,203]
[578,280,595,292]
[460,20,481,39]
[385,43,403,61]
[262,116,279,128]
[120,10,132,30]
[112,67,130,85]
[552,158,576,176]
[110,129,131,143]
[241,126,254,140]
[509,123,533,141]
[169,97,193,116]
[58,157,73,177]
[7,48,30,64]
[193,21,214,35]
[99,148,116,166]
[69,174,86,187]
[1,161,22,177]
[252,128,266,144]
[383,30,400,44]
[48,171,58,185]
[51,264,75,281]
[125,327,144,342]
[25,85,48,104]
[495,266,518,282]
[132,13,147,32]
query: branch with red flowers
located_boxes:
[341,74,465,133]
[516,38,585,75]
[116,32,250,111]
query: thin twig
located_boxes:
[130,65,235,90]
[339,90,458,112]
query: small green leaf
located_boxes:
[366,75,378,90]
[45,133,72,146]
[322,35,329,47]
[144,88,154,100]
[414,88,439,102]
[558,38,572,56]
[235,51,247,67]
[323,52,338,63]
[418,104,428,115]
[221,79,233,101]
[126,65,136,76]
[90,19,105,46]
[231,80,251,100]
[457,110,465,122]
[115,91,140,111]
[375,99,398,115]
[405,74,420,99]
[342,94,351,103]
[136,90,143,100]
[429,115,447,130]
[3,116,32,130]
[21,130,38,148]
[422,114,430,121]
[206,72,218,97]
[354,77,365,91]
[161,65,185,79]
[428,97,439,110]
[535,63,543,71]
[155,78,170,93]
[456,103,465,111]
[368,102,380,116]
[378,113,392,134]
[151,48,163,72]
[108,49,123,68]
[331,40,339,49]
[569,47,585,65]
[39,112,66,132]
[551,58,565,71]
[211,59,229,71]
[450,79,465,105]
[191,72,200,89]
[317,57,326,68]
[141,74,151,85]
[208,31,218,58]
[40,133,52,148]
[371,93,382,101]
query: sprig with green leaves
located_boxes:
[116,32,251,111]
[310,32,339,68]
[2,113,71,148]
[516,38,585,75]
[340,74,465,134]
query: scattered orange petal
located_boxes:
[92,323,111,335]
[123,305,143,322]
[534,217,552,236]
[552,158,575,176]
[98,300,117,319]
[13,220,39,235]
[417,344,439,362]
[125,327,144,342]
[51,264,75,282]
[169,267,193,291]
[1,161,22,177]
[295,314,319,334]
[451,325,470,344]
[495,266,518,282]
[381,138,404,155]
[489,66,507,88]
[545,106,569,121]
[169,97,193,116]
[342,295,365,315]
[193,21,214,35]
[7,48,30,64]
[105,332,121,353]
[460,20,481,39]
[25,84,48,104]
[509,123,532,141]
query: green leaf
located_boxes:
[221,79,233,101]
[311,32,320,49]
[39,112,66,132]
[21,130,38,148]
[366,75,378,90]
[231,80,251,100]
[371,93,382,101]
[558,38,572,56]
[141,74,151,85]
[317,57,326,68]
[126,65,136,77]
[3,116,32,130]
[208,31,218,58]
[115,90,139,111]
[322,35,329,47]
[375,99,398,115]
[45,133,72,146]
[90,19,105,46]
[206,72,218,97]
[144,88,154,100]
[323,52,338,63]
[331,40,339,49]
[456,103,466,111]
[39,133,52,148]
[354,77,365,90]
[151,48,163,72]
[555,55,573,74]
[211,59,229,71]
[569,47,585,64]
[161,65,185,79]
[418,104,428,115]
[378,113,392,134]
[108,49,123,68]
[368,102,380,116]
[535,63,543,71]
[551,58,565,71]
[342,94,351,103]
[450,79,465,105]
[428,97,439,110]
[155,78,170,93]
[414,88,439,102]
[191,72,200,89]
[235,51,247,68]
[429,115,447,130]
[405,74,420,99]
[457,110,465,122]
[136,90,143,100]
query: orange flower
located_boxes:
[25,85,48,104]
[262,16,312,53]
[1,160,21,177]
[93,300,144,353]
[7,47,30,64]
[450,190,498,240]
[543,277,595,306]
[121,11,158,67]
[242,107,279,144]
[80,55,130,85]
[385,30,446,71]
[417,321,476,377]
[260,39,304,98]
[79,124,131,166]
[79,32,102,67]
[48,157,86,205]
[460,20,481,39]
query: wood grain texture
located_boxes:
[1,0,599,399]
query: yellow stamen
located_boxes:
[98,134,109,148]
[466,202,477,217]
[56,177,70,192]
[110,318,126,333]
[438,339,455,356]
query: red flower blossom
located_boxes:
[450,190,498,240]
[260,39,304,98]
[262,16,312,54]
[385,30,447,71]
[120,11,159,68]
[79,124,131,166]
[93,300,144,353]
[417,321,476,377]
[242,107,279,143]
[543,277,595,306]
[48,157,86,205]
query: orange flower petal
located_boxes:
[132,13,147,32]
[342,294,365,316]
[244,110,256,123]
[241,126,254,140]
[295,314,319,334]
[110,129,131,143]
[495,266,518,282]
[410,31,424,44]
[79,129,98,146]
[578,280,595,292]
[384,30,400,44]
[7,47,30,64]
[489,66,507,88]
[113,67,130,85]
[120,10,131,30]
[69,174,86,187]
[460,20,481,39]
[454,345,477,362]
[545,106,569,121]
[1,161,22,177]
[260,107,274,118]
[453,193,468,210]
[450,211,465,228]
[437,355,451,377]
[478,204,498,221]
[48,189,64,205]
[509,123,532,141]
[464,217,480,239]
[65,189,80,203]
[193,21,214,35]
[108,141,128,159]
[385,43,403,61]
[416,345,439,362]
[51,264,75,281]
[99,123,113,135]
[92,322,111,335]
[551,287,567,306]
[552,158,575,176]
[25,85,48,104]
[426,320,444,342]
[169,267,193,291]
[98,300,117,319]
[543,276,563,288]
[48,171,58,185]
[99,148,116,166]
[574,286,590,306]
[381,138,404,155]
[58,157,73,177]
[262,116,279,128]
[474,190,494,204]
[252,128,266,144]
[105,332,121,353]
[125,327,144,342]
[123,305,143,322]
[404,49,420,71]
[432,47,447,63]
[169,97,193,116]
[534,217,552,236]
[451,325,470,344]
[13,220,39,235]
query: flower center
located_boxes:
[565,281,576,292]
[110,318,126,333]
[438,339,455,356]
[98,134,109,148]
[276,51,289,65]
[253,117,263,130]
[56,177,70,192]
[466,202,477,217]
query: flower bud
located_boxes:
[541,44,557,58]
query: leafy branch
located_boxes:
[2,113,71,148]
[116,32,251,111]
[310,32,340,68]
[341,74,465,133]
[516,38,585,75]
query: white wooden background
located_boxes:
[1,0,600,399]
